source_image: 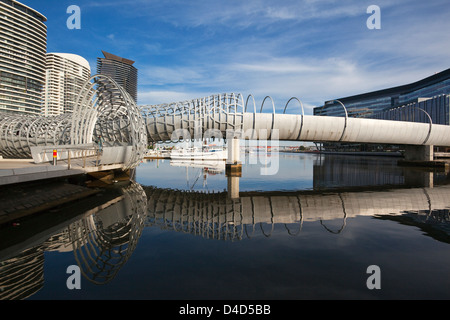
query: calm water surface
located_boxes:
[1,152,449,300]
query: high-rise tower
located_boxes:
[43,53,91,116]
[0,0,47,115]
[97,50,138,103]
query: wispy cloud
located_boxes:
[139,90,210,106]
[22,0,450,113]
[139,66,205,86]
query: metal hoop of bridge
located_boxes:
[283,97,304,116]
[283,97,305,141]
[245,94,257,113]
[244,94,257,139]
[400,106,433,145]
[260,96,276,140]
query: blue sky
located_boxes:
[21,0,450,114]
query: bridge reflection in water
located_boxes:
[144,183,450,239]
[1,177,450,299]
[0,181,147,299]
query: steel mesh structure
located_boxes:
[0,113,71,159]
[0,74,147,169]
[70,74,147,169]
[140,93,245,143]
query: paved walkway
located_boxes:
[0,156,125,186]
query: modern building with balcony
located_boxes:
[43,53,91,116]
[0,0,47,115]
[97,50,138,103]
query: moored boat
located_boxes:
[170,146,226,161]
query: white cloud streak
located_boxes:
[79,0,450,113]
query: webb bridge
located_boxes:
[1,74,449,168]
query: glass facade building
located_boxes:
[371,95,450,126]
[0,0,47,115]
[314,68,450,125]
[97,50,138,103]
[313,68,450,152]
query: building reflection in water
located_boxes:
[312,154,441,189]
[1,159,450,299]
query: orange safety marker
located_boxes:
[53,149,57,165]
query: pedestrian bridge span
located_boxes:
[141,94,450,147]
[2,76,450,169]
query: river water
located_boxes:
[1,152,449,300]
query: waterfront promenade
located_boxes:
[0,155,132,225]
[0,156,126,187]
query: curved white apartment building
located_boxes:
[0,0,47,115]
[43,53,90,116]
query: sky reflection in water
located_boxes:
[1,153,449,300]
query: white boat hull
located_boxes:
[170,159,225,171]
[170,149,226,161]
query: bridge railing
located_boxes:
[30,144,101,169]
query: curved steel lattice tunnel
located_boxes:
[140,93,246,143]
[0,113,72,159]
[140,93,306,143]
[0,75,147,169]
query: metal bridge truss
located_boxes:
[0,113,72,159]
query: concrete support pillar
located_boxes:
[226,138,242,177]
[404,145,434,161]
[227,138,240,164]
[226,138,241,198]
[227,175,240,199]
[400,145,449,170]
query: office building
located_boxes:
[313,68,450,152]
[97,50,137,103]
[43,53,91,116]
[0,0,47,115]
[314,68,450,124]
